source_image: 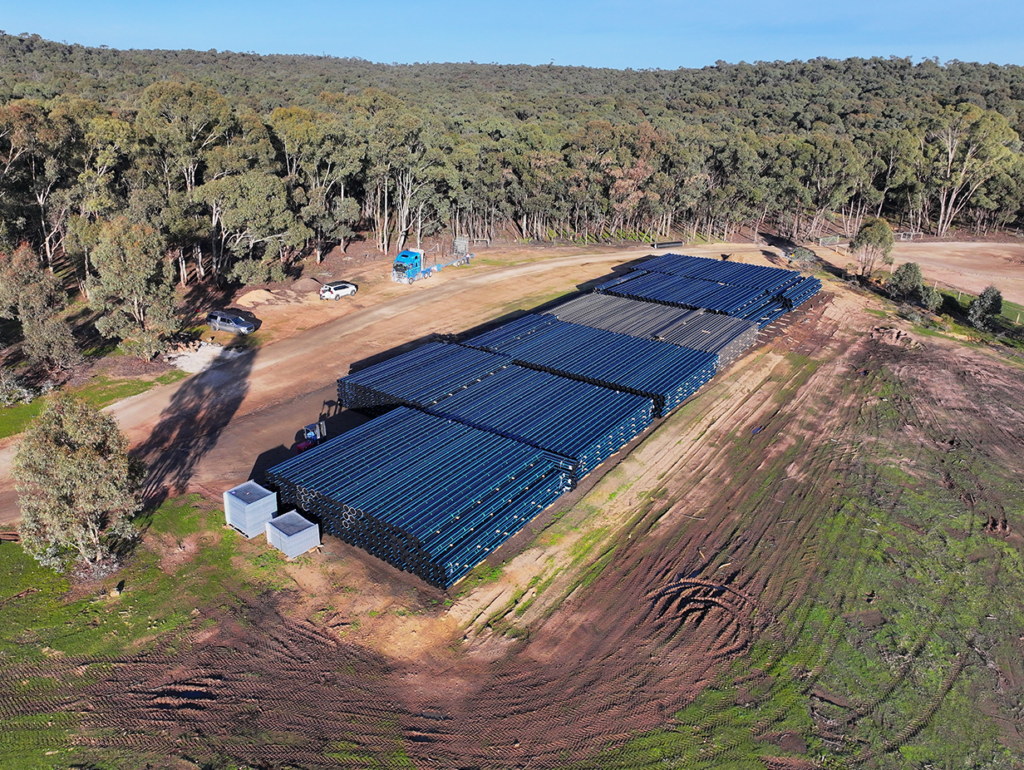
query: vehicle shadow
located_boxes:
[134,350,254,508]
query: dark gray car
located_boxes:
[206,311,255,335]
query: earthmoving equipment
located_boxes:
[391,248,472,284]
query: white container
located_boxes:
[266,511,321,558]
[223,481,277,539]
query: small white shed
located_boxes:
[266,511,321,558]
[223,481,277,539]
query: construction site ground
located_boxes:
[1,239,1023,769]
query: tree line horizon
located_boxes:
[0,32,1022,354]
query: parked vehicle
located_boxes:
[206,311,255,335]
[319,280,358,300]
[391,249,472,284]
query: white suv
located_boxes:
[319,281,358,300]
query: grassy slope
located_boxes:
[0,496,300,768]
[564,351,1023,769]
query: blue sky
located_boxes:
[3,0,1022,69]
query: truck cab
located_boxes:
[392,249,425,283]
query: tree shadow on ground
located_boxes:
[758,232,797,253]
[134,350,254,508]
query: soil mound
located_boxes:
[236,289,277,308]
[871,326,920,348]
[291,277,323,294]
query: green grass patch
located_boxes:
[0,397,46,440]
[155,369,188,385]
[69,370,187,411]
[569,527,609,566]
[71,376,157,409]
[0,496,301,668]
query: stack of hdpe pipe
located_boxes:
[463,315,718,417]
[338,342,512,412]
[267,407,572,588]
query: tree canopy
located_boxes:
[890,262,924,298]
[968,285,1004,329]
[13,393,146,569]
[0,33,1022,354]
[851,218,895,276]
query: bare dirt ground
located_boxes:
[818,240,1024,305]
[3,239,1023,768]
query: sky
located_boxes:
[3,0,1023,69]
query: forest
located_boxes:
[0,31,1023,361]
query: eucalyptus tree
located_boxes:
[851,216,895,276]
[270,107,363,260]
[88,217,177,357]
[0,243,79,372]
[15,393,145,570]
[65,113,134,285]
[925,104,1019,237]
[135,80,234,195]
[194,170,307,277]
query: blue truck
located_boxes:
[391,249,472,284]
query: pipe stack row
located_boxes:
[268,253,820,588]
[267,408,572,587]
[596,253,821,328]
[339,341,512,412]
[542,293,759,369]
[462,315,718,417]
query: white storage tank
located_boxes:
[266,511,321,559]
[223,481,277,539]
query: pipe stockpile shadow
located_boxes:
[135,351,254,507]
[247,407,371,486]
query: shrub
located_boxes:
[967,286,1003,330]
[0,369,35,406]
[920,286,943,313]
[790,246,817,263]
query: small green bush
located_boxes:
[0,368,35,406]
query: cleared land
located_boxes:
[818,240,1024,306]
[1,241,1023,768]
